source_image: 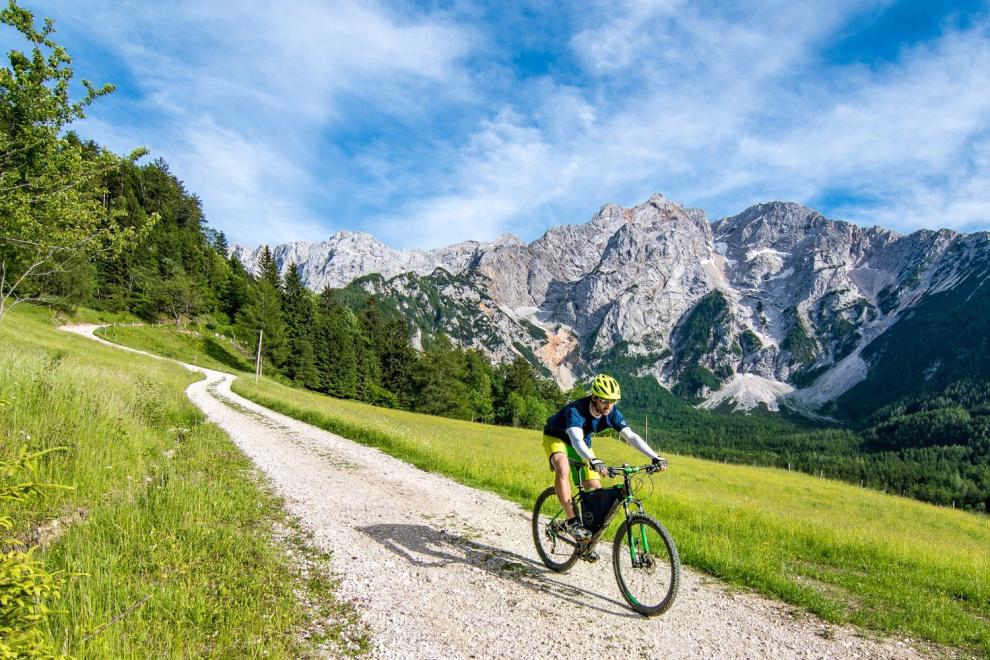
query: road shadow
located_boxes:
[356,523,637,618]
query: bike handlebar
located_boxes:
[605,462,665,478]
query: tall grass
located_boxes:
[97,323,255,374]
[0,306,368,656]
[230,376,990,655]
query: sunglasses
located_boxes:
[593,396,618,406]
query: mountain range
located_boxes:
[232,194,990,419]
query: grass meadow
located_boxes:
[97,322,257,374]
[89,320,990,655]
[0,306,368,657]
[230,377,990,656]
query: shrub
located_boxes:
[0,446,69,658]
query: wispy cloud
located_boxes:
[32,0,475,245]
[373,0,990,244]
[11,0,990,248]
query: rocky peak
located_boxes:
[231,193,990,415]
[714,202,830,252]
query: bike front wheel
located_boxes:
[532,486,580,572]
[613,515,680,616]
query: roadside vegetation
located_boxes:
[89,317,990,654]
[98,322,255,374]
[226,374,990,656]
[0,304,368,656]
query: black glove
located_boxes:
[590,459,609,477]
[651,456,668,471]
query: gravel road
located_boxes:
[62,325,933,659]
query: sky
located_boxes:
[4,0,990,249]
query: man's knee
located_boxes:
[549,452,569,474]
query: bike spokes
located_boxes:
[532,486,580,572]
[613,516,680,616]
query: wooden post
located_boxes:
[255,329,263,383]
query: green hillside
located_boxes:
[218,369,990,656]
[0,305,367,656]
[75,316,990,654]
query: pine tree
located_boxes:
[361,305,418,405]
[281,262,318,387]
[219,255,250,321]
[464,349,494,423]
[314,287,358,398]
[257,245,280,290]
[504,356,538,398]
[236,279,287,368]
[415,335,472,420]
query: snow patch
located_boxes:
[698,374,794,412]
[765,267,794,281]
[715,241,729,256]
[745,248,790,262]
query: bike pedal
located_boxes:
[581,549,601,563]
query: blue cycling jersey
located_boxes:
[543,397,628,447]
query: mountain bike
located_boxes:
[531,462,681,616]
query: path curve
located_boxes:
[61,324,930,659]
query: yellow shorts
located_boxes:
[542,435,601,487]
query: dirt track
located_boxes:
[62,324,931,659]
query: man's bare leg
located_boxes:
[550,452,577,519]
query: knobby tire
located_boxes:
[612,514,680,616]
[532,486,580,572]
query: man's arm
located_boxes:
[566,427,596,461]
[619,427,659,460]
[566,427,609,476]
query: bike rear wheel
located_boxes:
[613,515,680,616]
[532,486,580,572]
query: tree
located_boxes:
[463,349,494,423]
[504,356,538,398]
[0,1,151,321]
[315,288,359,398]
[414,334,472,420]
[361,304,418,405]
[236,280,287,367]
[281,262,318,387]
[219,254,250,321]
[257,245,280,289]
[157,272,201,325]
[204,227,228,255]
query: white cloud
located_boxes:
[375,2,990,245]
[372,109,574,247]
[23,0,990,249]
[40,0,476,245]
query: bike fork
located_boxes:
[626,516,652,566]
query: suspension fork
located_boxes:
[621,476,652,564]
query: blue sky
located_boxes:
[5,0,990,248]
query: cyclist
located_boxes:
[542,373,666,545]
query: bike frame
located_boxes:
[561,461,655,557]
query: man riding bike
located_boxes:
[542,374,667,549]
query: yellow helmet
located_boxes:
[590,374,621,401]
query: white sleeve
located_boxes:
[620,427,658,459]
[566,427,596,462]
